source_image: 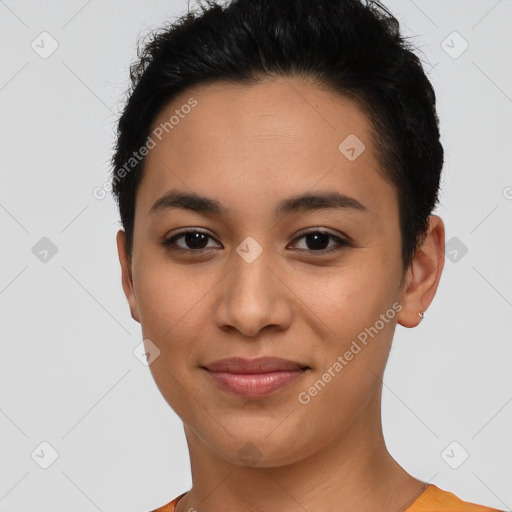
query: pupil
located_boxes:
[306,232,329,250]
[186,232,208,249]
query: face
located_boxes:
[118,77,416,467]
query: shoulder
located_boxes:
[150,491,188,512]
[150,486,503,512]
[406,484,504,512]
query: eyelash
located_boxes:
[161,229,351,255]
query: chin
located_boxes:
[205,429,316,469]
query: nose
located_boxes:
[213,250,292,338]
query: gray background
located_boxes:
[0,0,511,510]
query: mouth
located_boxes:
[201,357,310,399]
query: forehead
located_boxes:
[150,77,372,155]
[136,77,397,221]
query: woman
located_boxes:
[111,0,503,510]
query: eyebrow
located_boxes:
[149,189,368,218]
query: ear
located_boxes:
[396,215,445,328]
[116,229,141,324]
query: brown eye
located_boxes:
[162,230,220,252]
[161,228,351,255]
[289,230,351,254]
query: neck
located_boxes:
[175,386,427,512]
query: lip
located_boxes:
[202,357,310,399]
[205,370,307,399]
[204,356,308,373]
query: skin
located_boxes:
[116,76,445,512]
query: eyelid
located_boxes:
[289,228,351,253]
[163,228,221,249]
[162,227,351,254]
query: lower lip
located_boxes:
[205,369,307,398]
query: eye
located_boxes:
[162,229,220,252]
[162,228,351,255]
[288,229,351,254]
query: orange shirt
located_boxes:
[151,484,503,512]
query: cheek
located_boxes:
[134,253,203,323]
[134,264,209,417]
[296,253,399,383]
[131,263,210,377]
[295,256,395,329]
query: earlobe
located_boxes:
[116,229,142,324]
[396,215,445,329]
